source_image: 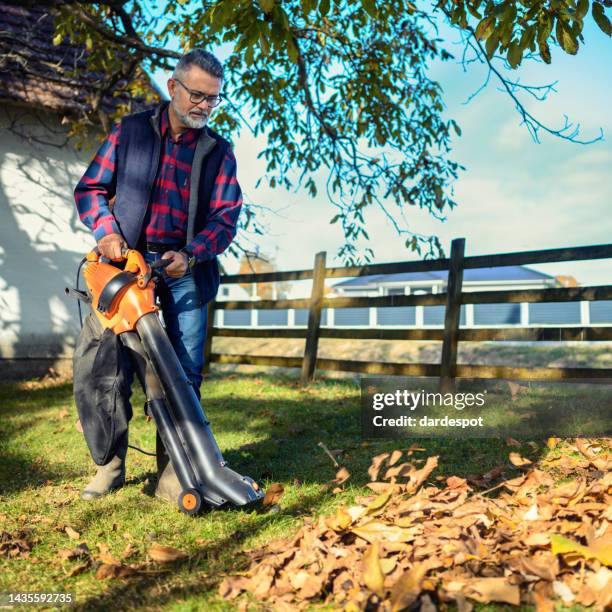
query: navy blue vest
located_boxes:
[112,104,228,304]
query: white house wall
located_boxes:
[0,104,96,371]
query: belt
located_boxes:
[143,242,185,254]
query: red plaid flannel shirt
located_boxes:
[74,109,242,261]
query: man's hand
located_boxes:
[97,233,127,261]
[162,251,188,278]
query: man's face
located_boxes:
[167,66,223,130]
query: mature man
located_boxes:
[74,49,241,503]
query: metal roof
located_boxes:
[334,265,553,288]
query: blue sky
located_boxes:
[152,13,611,284]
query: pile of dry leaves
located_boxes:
[219,439,611,610]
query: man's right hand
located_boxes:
[97,233,127,261]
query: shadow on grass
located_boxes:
[0,381,73,417]
[0,451,84,494]
[71,487,336,612]
[198,374,551,487]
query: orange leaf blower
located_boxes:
[67,248,264,514]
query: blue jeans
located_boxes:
[143,252,208,396]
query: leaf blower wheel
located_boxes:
[178,489,202,515]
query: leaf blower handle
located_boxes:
[92,233,129,262]
[150,259,172,270]
[89,245,130,263]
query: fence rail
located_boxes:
[205,240,612,387]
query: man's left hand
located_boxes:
[162,251,188,278]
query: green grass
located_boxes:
[0,373,599,610]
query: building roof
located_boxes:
[0,3,162,116]
[334,265,553,288]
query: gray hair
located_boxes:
[173,49,224,80]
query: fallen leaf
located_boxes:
[388,450,403,466]
[365,492,391,515]
[332,467,351,485]
[122,543,136,559]
[380,557,397,575]
[523,503,539,521]
[99,552,121,565]
[65,526,80,540]
[509,452,532,467]
[58,544,90,560]
[148,543,188,563]
[362,544,384,597]
[390,561,435,611]
[368,452,390,481]
[406,456,438,491]
[533,590,555,612]
[262,483,284,507]
[66,561,90,577]
[352,522,415,544]
[218,576,249,600]
[524,533,550,547]
[551,533,612,566]
[552,580,574,603]
[464,577,520,605]
[95,563,136,579]
[326,506,353,532]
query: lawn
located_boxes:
[0,373,608,610]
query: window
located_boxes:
[474,303,521,325]
[529,302,581,325]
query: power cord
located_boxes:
[127,444,156,457]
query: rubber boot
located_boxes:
[80,433,128,500]
[154,431,182,505]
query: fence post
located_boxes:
[439,238,466,393]
[301,251,327,384]
[202,300,216,375]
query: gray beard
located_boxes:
[171,99,209,129]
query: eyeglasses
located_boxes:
[173,77,223,107]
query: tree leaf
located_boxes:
[556,19,579,54]
[507,42,523,68]
[362,0,377,19]
[485,31,500,58]
[259,0,275,14]
[593,1,612,36]
[538,40,552,63]
[259,32,270,56]
[577,0,590,19]
[475,16,496,40]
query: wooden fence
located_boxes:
[203,240,612,388]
